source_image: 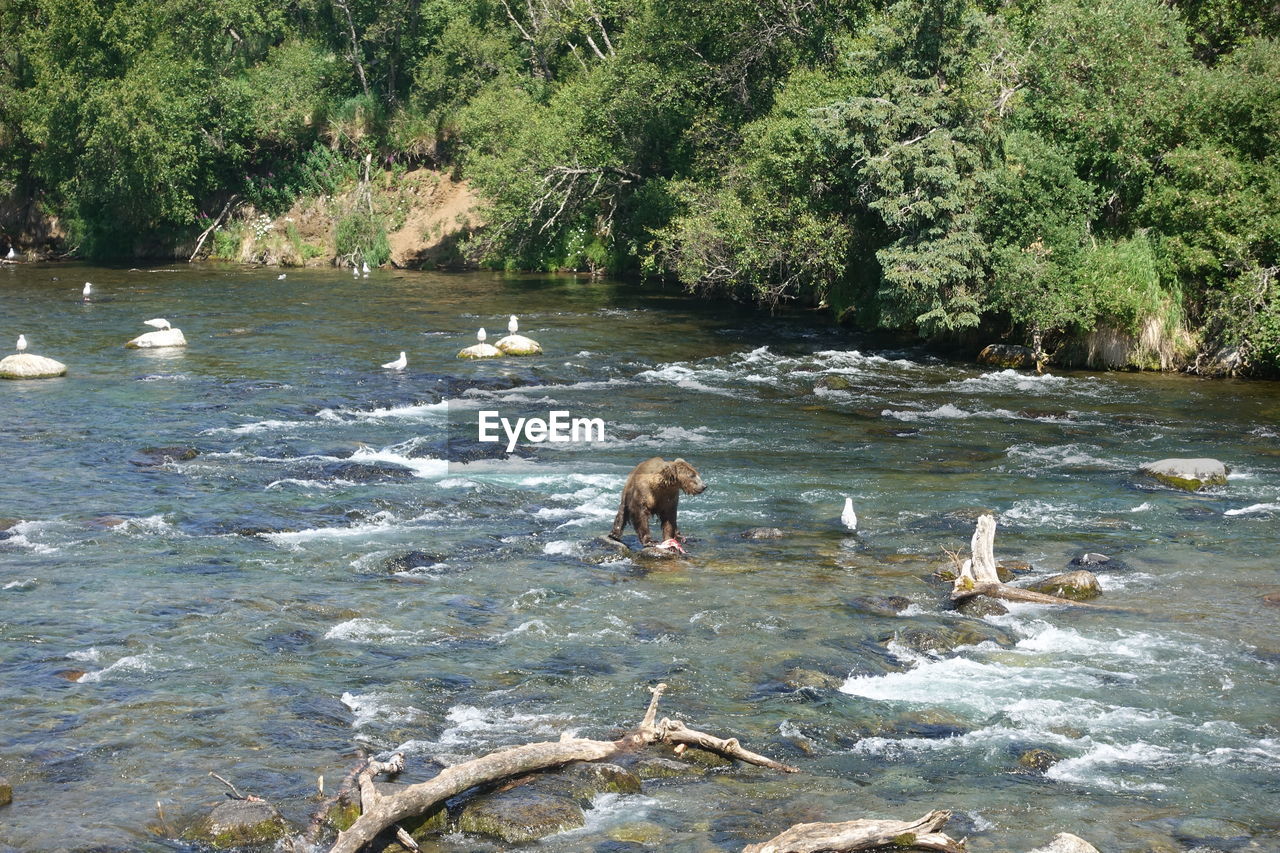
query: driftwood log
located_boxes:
[743,809,963,853]
[951,514,1102,607]
[325,683,795,853]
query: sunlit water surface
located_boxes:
[2,265,1278,852]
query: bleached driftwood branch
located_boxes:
[951,514,1102,607]
[743,809,964,853]
[326,683,793,853]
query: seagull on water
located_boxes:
[477,328,487,343]
[82,282,92,299]
[508,315,519,334]
[16,334,26,352]
[277,273,286,280]
[381,351,407,371]
[362,261,370,278]
[841,497,858,532]
[143,318,172,331]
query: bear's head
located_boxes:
[669,458,706,495]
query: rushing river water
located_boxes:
[2,264,1279,852]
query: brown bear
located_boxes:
[607,457,707,546]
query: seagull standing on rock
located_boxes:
[841,497,858,532]
[144,318,172,331]
[477,328,487,343]
[508,315,519,334]
[16,334,26,352]
[82,282,92,300]
[381,351,407,371]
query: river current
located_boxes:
[1,265,1278,852]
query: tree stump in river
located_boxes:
[951,515,1103,607]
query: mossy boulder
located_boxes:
[955,595,1009,618]
[495,334,543,356]
[1139,458,1229,491]
[130,446,200,467]
[629,756,703,780]
[813,374,854,391]
[977,343,1035,369]
[456,781,584,842]
[182,799,292,849]
[1027,570,1102,601]
[740,527,786,539]
[1017,748,1064,772]
[457,342,503,359]
[0,353,66,379]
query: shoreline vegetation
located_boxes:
[1,0,1277,376]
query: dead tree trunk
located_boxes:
[743,809,963,853]
[325,684,794,853]
[951,514,1104,607]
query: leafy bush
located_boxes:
[335,210,390,267]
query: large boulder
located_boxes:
[1140,458,1228,491]
[495,334,543,356]
[1027,570,1102,601]
[977,344,1035,369]
[0,353,67,379]
[1026,833,1101,853]
[125,328,187,349]
[457,342,503,359]
[182,799,292,849]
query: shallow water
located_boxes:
[2,264,1279,852]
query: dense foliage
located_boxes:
[1,0,1277,371]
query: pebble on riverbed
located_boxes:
[0,353,67,379]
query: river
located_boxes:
[2,264,1278,852]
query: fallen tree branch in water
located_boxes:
[951,514,1103,607]
[324,683,794,853]
[742,809,964,853]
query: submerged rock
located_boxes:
[740,527,786,539]
[1071,552,1111,567]
[954,596,1008,618]
[125,328,187,349]
[841,595,911,617]
[182,798,291,849]
[1026,832,1101,853]
[0,775,11,806]
[457,342,503,359]
[1140,458,1229,491]
[1017,747,1064,772]
[813,374,854,391]
[494,334,543,356]
[977,343,1035,369]
[456,781,585,842]
[0,353,67,379]
[1027,570,1102,601]
[129,446,200,467]
[629,756,703,780]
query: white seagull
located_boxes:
[143,318,172,331]
[82,282,92,299]
[381,351,407,371]
[277,273,286,280]
[508,315,518,334]
[841,497,858,532]
[5,247,14,260]
[477,328,487,343]
[362,261,370,277]
[16,334,26,352]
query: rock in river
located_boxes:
[125,328,187,349]
[1139,458,1229,491]
[977,343,1035,369]
[495,333,543,356]
[0,353,66,379]
[1027,569,1102,601]
[182,798,292,849]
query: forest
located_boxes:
[1,0,1277,373]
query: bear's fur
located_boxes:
[607,457,706,546]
